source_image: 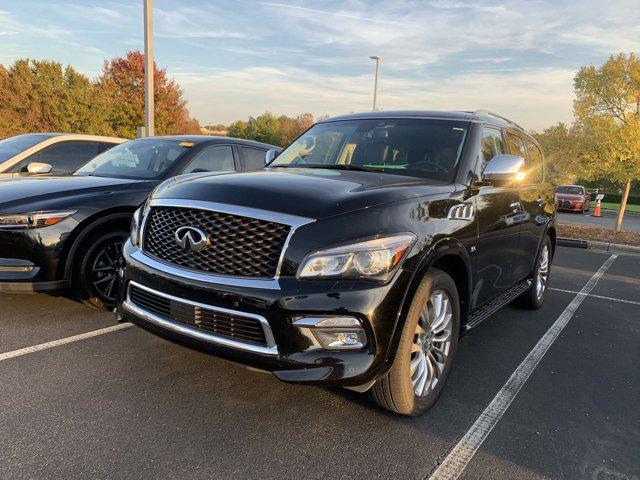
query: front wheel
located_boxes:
[76,230,127,310]
[370,268,460,416]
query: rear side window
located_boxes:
[9,141,99,173]
[240,147,267,170]
[524,140,543,184]
[480,126,506,170]
[181,145,235,174]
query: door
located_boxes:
[471,126,523,307]
[180,145,236,175]
[516,139,552,281]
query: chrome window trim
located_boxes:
[124,281,278,355]
[137,198,315,288]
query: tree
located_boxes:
[572,52,640,231]
[98,50,200,138]
[227,112,315,147]
[532,122,578,186]
[0,59,111,137]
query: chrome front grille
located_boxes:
[126,282,277,353]
[142,206,291,278]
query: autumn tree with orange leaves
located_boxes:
[0,51,200,139]
[98,50,200,138]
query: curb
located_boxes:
[558,237,640,256]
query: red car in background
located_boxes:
[555,185,591,213]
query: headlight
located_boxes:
[297,233,416,280]
[130,206,143,246]
[0,210,76,229]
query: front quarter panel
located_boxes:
[280,189,478,374]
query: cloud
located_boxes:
[1,0,638,131]
[176,62,575,131]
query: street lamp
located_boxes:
[143,0,154,137]
[369,55,381,111]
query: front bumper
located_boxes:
[0,219,75,290]
[117,242,412,387]
[556,199,585,211]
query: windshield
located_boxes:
[0,134,50,163]
[270,119,469,182]
[556,186,584,195]
[75,138,192,179]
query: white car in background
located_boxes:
[0,133,127,177]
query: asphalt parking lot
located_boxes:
[1,246,638,480]
[558,209,640,233]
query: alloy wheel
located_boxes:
[410,289,453,397]
[90,239,124,304]
[535,244,549,300]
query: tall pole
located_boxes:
[369,55,381,111]
[144,0,154,137]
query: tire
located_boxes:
[74,230,127,311]
[516,235,552,310]
[370,268,460,416]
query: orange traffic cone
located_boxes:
[593,198,602,217]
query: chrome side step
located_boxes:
[465,280,531,330]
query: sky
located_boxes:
[1,0,639,131]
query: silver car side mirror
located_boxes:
[27,162,53,174]
[265,149,279,165]
[482,154,525,183]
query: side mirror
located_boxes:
[481,154,525,183]
[265,149,279,164]
[27,162,53,174]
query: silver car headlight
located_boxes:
[0,210,76,229]
[297,233,416,281]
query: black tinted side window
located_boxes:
[240,147,267,170]
[182,146,235,174]
[99,142,119,153]
[480,126,506,170]
[9,141,99,173]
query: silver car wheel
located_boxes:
[536,244,549,300]
[410,289,453,397]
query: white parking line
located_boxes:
[428,254,618,480]
[549,287,640,306]
[0,323,133,363]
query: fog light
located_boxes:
[293,316,367,350]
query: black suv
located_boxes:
[0,135,278,309]
[117,111,556,415]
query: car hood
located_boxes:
[555,193,586,200]
[151,168,454,220]
[0,175,147,211]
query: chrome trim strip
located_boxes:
[137,198,315,288]
[130,249,282,289]
[447,203,475,221]
[124,281,278,355]
[148,198,314,228]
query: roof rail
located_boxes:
[471,109,526,132]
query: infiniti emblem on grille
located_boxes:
[174,226,210,252]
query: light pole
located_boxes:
[144,0,154,137]
[369,55,381,111]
